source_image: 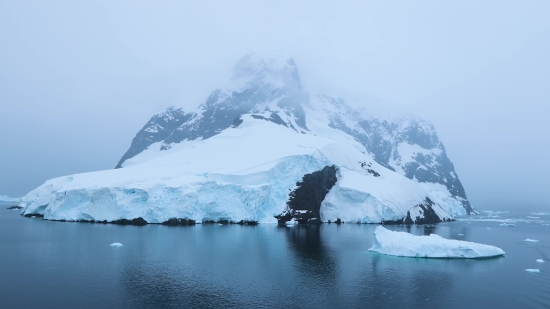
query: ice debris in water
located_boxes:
[458,233,464,236]
[499,223,516,227]
[368,226,505,258]
[536,259,545,263]
[525,269,540,273]
[524,239,539,242]
[527,216,540,219]
[110,243,123,247]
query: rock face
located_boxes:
[20,52,475,224]
[321,96,474,214]
[276,166,338,225]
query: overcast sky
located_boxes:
[1,0,549,210]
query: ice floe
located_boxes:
[369,226,505,258]
[499,223,516,227]
[110,243,123,247]
[524,239,539,242]
[536,259,545,263]
[525,269,540,273]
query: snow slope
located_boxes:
[20,52,474,224]
[369,226,505,258]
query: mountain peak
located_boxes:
[233,51,301,89]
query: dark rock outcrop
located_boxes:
[115,107,194,168]
[161,218,196,226]
[276,165,338,225]
[111,217,148,226]
[23,213,44,218]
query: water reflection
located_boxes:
[365,253,454,308]
[283,225,337,276]
[121,260,241,309]
[282,225,340,306]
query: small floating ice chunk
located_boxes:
[368,226,505,258]
[536,259,545,263]
[458,234,464,236]
[525,269,540,273]
[527,216,540,219]
[110,243,123,247]
[499,223,516,227]
[524,239,539,242]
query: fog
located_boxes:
[1,0,549,210]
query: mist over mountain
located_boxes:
[21,53,473,224]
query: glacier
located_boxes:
[20,52,475,225]
[369,226,505,258]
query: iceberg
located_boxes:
[525,269,540,273]
[0,194,19,203]
[110,243,123,247]
[369,226,505,258]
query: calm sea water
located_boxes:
[1,206,549,309]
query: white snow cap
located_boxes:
[110,243,123,247]
[369,226,505,258]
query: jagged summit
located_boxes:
[232,52,302,89]
[115,53,310,169]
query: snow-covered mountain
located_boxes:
[20,53,475,224]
